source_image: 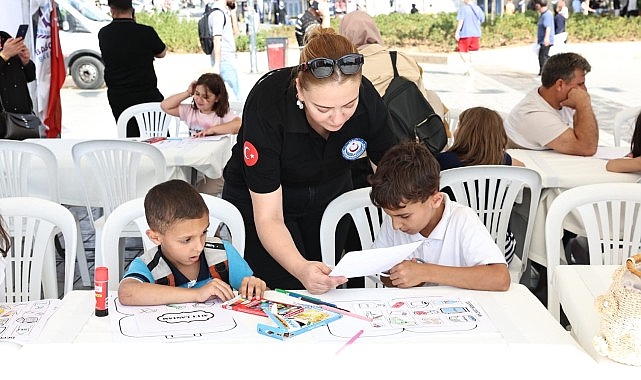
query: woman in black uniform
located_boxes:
[222,28,396,294]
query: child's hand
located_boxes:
[238,276,266,299]
[187,81,197,96]
[197,278,235,302]
[387,260,427,288]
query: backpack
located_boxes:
[198,4,225,55]
[382,51,447,155]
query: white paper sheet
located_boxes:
[329,241,423,278]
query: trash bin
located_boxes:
[266,37,288,70]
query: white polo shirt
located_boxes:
[372,194,507,267]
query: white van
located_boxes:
[55,0,111,89]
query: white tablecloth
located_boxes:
[1,285,607,376]
[553,265,640,371]
[24,137,235,206]
[508,149,641,266]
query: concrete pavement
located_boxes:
[61,41,641,146]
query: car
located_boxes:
[56,0,111,90]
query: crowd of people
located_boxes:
[2,0,640,307]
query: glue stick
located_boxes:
[94,266,108,317]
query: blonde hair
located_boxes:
[297,27,360,90]
[447,107,508,166]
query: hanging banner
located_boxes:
[32,0,65,137]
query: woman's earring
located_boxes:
[296,97,304,110]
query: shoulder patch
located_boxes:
[243,141,259,166]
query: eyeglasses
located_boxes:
[298,54,364,79]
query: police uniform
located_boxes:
[222,67,397,290]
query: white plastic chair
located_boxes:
[100,193,245,290]
[0,140,90,288]
[200,193,246,255]
[613,106,641,147]
[116,102,181,138]
[319,187,384,288]
[72,140,168,267]
[440,165,542,283]
[545,182,641,321]
[0,197,77,301]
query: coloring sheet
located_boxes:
[327,296,497,338]
[0,299,61,343]
[109,292,237,342]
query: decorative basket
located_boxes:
[593,254,641,366]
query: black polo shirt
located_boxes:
[223,67,396,194]
[98,18,165,95]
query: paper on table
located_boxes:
[329,241,423,278]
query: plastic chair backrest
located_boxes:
[100,194,245,290]
[72,139,167,218]
[0,197,77,301]
[200,193,246,255]
[0,141,90,289]
[319,187,384,287]
[0,140,58,201]
[545,182,641,321]
[440,165,542,283]
[116,102,180,138]
[613,106,641,147]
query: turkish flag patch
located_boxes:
[243,141,259,166]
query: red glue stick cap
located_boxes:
[95,266,108,281]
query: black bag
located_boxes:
[383,51,447,155]
[2,111,42,140]
[198,5,226,55]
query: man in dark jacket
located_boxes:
[294,1,329,46]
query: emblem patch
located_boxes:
[243,141,259,166]
[341,138,367,161]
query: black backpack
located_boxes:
[382,51,447,155]
[198,4,225,55]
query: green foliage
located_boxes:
[135,11,641,54]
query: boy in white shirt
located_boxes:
[369,141,510,291]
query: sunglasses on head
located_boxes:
[298,53,364,79]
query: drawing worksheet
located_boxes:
[0,299,61,343]
[109,292,238,342]
[327,296,497,338]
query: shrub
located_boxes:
[135,11,641,54]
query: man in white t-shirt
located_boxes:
[208,0,241,100]
[369,142,510,292]
[504,52,598,156]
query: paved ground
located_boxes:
[58,40,641,292]
[61,40,641,145]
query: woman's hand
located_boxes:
[1,38,22,60]
[296,261,347,295]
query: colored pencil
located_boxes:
[335,329,364,355]
[319,304,373,322]
[274,288,339,308]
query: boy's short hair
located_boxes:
[369,141,440,210]
[144,179,208,234]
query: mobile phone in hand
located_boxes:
[16,24,29,40]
